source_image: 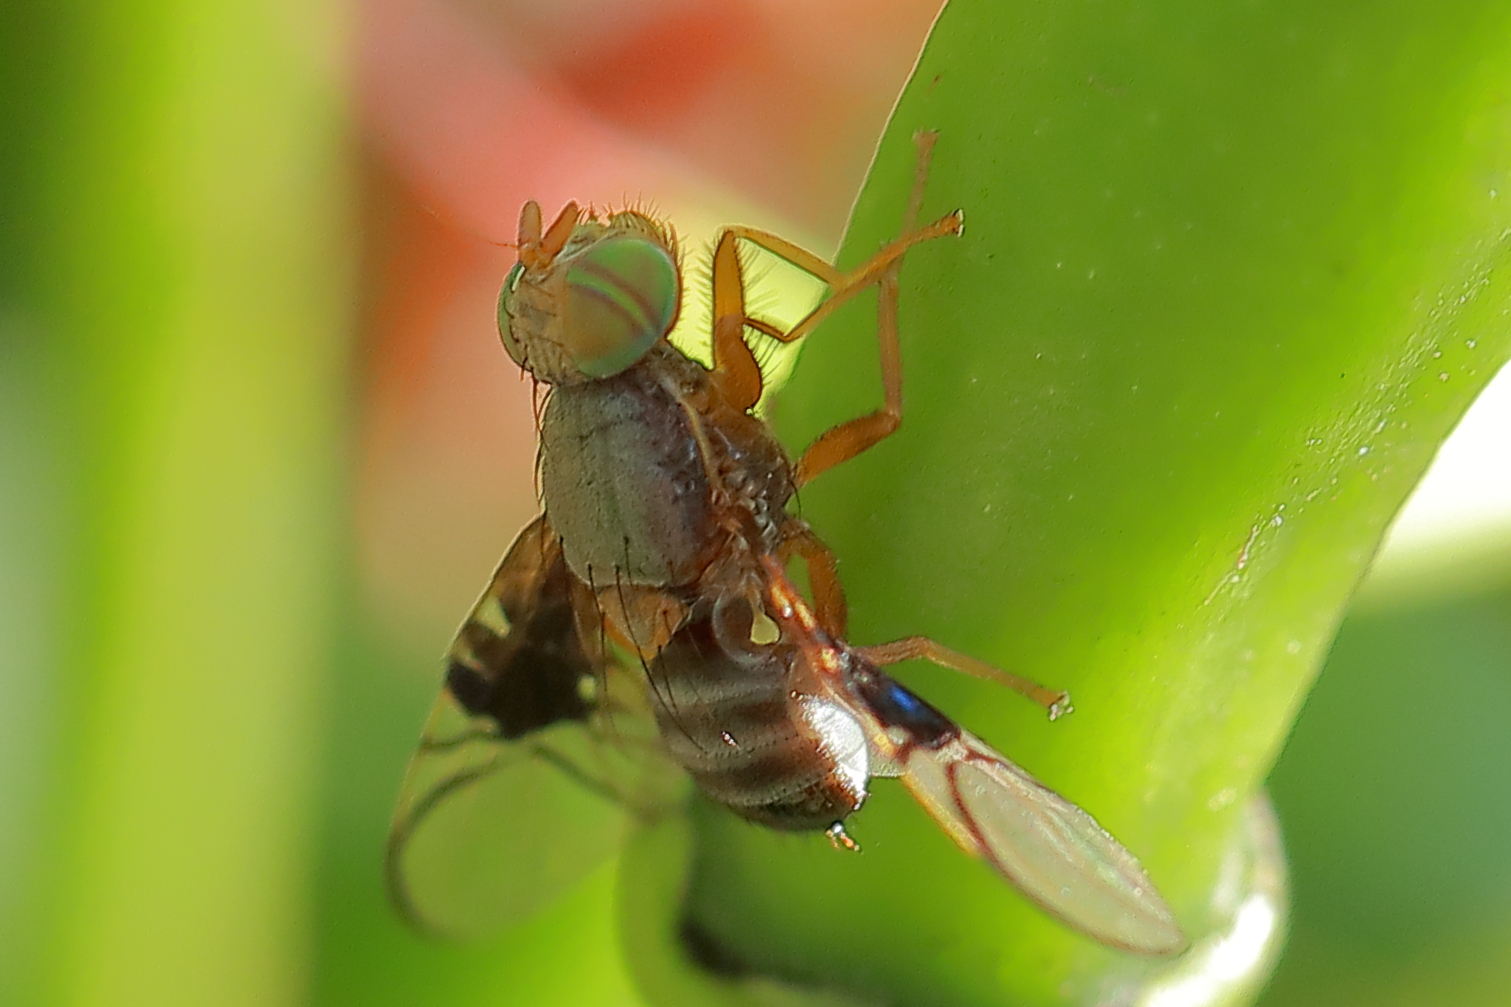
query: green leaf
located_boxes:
[631,0,1511,1003]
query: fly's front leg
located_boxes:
[704,130,960,423]
[854,636,1074,721]
[706,131,962,479]
[709,227,768,411]
[793,268,902,487]
[710,209,962,417]
[791,131,961,485]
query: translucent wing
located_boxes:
[759,554,1184,955]
[892,725,1186,956]
[758,555,1184,955]
[386,515,682,939]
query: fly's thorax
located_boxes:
[540,351,717,587]
[703,404,797,553]
[498,211,681,384]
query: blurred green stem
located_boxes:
[10,1,351,1004]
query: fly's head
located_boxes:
[499,201,682,384]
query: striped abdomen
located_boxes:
[649,607,869,831]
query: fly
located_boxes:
[387,133,1185,956]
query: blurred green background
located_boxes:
[4,0,1511,1005]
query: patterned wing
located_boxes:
[760,552,1184,954]
[386,515,682,939]
[851,665,1185,955]
[891,724,1186,955]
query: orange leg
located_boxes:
[793,131,957,485]
[854,636,1074,721]
[707,132,963,476]
[709,229,766,410]
[779,526,849,638]
[793,268,902,486]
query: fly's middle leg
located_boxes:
[777,525,849,638]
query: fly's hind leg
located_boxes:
[855,636,1074,721]
[778,525,849,638]
[708,131,963,433]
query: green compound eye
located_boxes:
[496,261,529,369]
[561,236,679,378]
[502,261,524,294]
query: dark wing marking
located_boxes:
[760,554,1184,954]
[849,664,1185,955]
[761,553,1184,955]
[386,515,683,939]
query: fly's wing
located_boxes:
[893,727,1185,956]
[760,558,1184,955]
[847,665,1186,956]
[386,515,682,939]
